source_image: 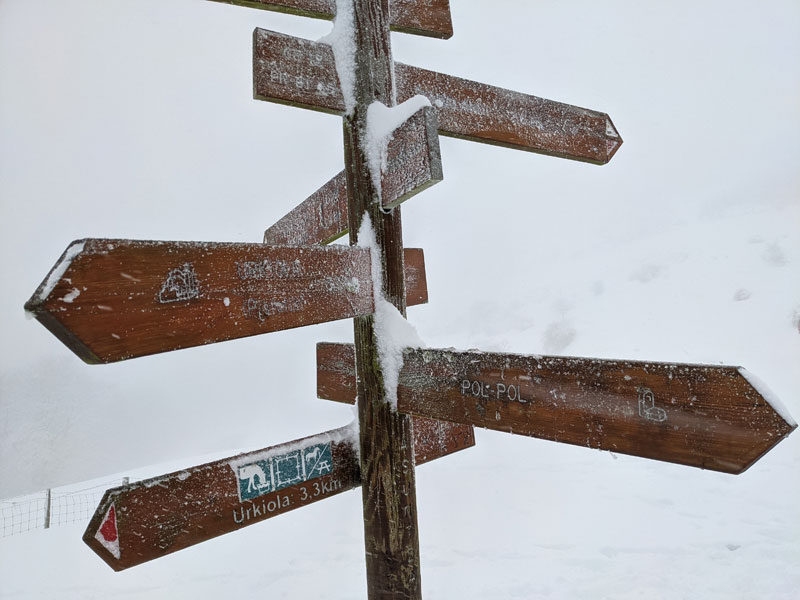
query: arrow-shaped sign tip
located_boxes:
[25,240,87,309]
[738,367,797,431]
[605,116,623,162]
[24,240,102,364]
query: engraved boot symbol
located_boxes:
[638,388,667,422]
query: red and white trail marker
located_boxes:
[25,239,428,363]
[317,343,796,474]
[93,504,120,560]
[84,421,472,571]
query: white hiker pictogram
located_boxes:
[238,463,271,493]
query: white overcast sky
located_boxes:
[1,0,798,499]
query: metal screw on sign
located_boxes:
[23,1,795,598]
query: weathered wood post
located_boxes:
[44,488,52,530]
[343,0,422,597]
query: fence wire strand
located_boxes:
[1,479,128,538]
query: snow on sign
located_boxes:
[25,0,795,597]
[209,0,454,39]
[83,422,472,571]
[264,104,442,245]
[25,240,428,363]
[235,441,333,502]
[315,342,476,457]
[317,343,797,474]
[253,28,622,164]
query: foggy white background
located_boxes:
[1,1,798,598]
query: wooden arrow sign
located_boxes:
[264,104,442,245]
[316,341,475,455]
[84,419,472,571]
[25,240,428,364]
[209,0,453,40]
[317,343,796,474]
[253,28,622,164]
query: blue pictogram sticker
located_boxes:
[236,442,332,502]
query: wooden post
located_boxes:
[43,488,51,529]
[343,0,422,598]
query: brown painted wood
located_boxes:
[209,0,453,39]
[315,341,475,459]
[390,347,796,474]
[253,28,622,164]
[263,105,442,245]
[317,342,795,474]
[83,417,469,572]
[25,240,427,364]
[403,248,428,306]
[394,64,622,164]
[343,1,422,597]
[84,427,359,571]
[264,172,349,245]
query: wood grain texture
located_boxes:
[83,427,359,571]
[253,28,622,164]
[83,416,468,572]
[25,240,427,363]
[343,1,422,597]
[393,348,795,474]
[264,172,349,245]
[209,0,453,39]
[263,105,441,245]
[316,342,795,474]
[316,341,475,459]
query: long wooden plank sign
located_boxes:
[208,0,454,40]
[317,343,796,474]
[264,105,442,245]
[253,28,622,164]
[316,342,476,458]
[84,420,472,571]
[25,240,428,364]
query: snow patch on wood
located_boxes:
[357,215,425,408]
[364,96,432,200]
[37,240,85,302]
[320,0,356,115]
[738,368,797,427]
[227,422,358,471]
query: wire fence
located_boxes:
[0,478,129,538]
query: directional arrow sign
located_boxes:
[25,240,428,364]
[317,343,796,474]
[84,421,473,571]
[253,28,622,164]
[264,104,442,245]
[316,341,475,455]
[209,0,453,40]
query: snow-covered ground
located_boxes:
[1,1,798,598]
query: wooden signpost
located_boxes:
[317,343,794,474]
[253,28,622,164]
[209,0,454,39]
[24,1,795,598]
[25,239,428,363]
[84,420,472,570]
[264,104,442,245]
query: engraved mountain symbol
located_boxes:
[158,263,200,303]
